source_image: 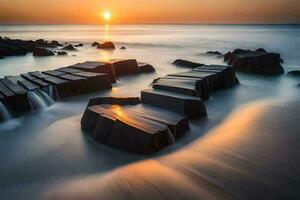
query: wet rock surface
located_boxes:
[81,98,189,154]
[224,48,284,75]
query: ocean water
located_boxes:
[0,25,299,199]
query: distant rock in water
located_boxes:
[138,63,156,73]
[33,48,55,56]
[97,41,116,49]
[91,42,100,47]
[57,51,68,56]
[120,46,126,50]
[224,48,284,75]
[62,44,78,51]
[172,59,204,68]
[74,43,83,47]
[287,70,300,77]
[206,51,222,55]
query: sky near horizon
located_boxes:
[0,0,300,24]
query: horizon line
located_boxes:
[0,22,300,26]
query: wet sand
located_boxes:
[44,100,300,200]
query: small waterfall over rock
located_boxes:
[0,101,12,121]
[166,128,176,145]
[28,89,54,110]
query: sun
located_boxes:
[103,11,111,21]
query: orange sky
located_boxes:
[0,0,300,24]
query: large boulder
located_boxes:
[32,48,55,56]
[97,41,116,49]
[224,49,284,75]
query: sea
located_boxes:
[0,24,299,199]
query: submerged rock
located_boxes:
[224,48,284,75]
[172,59,204,68]
[138,63,156,73]
[75,43,83,47]
[33,48,55,56]
[62,44,78,51]
[120,46,126,50]
[57,51,68,56]
[97,41,116,49]
[287,70,300,77]
[206,51,222,55]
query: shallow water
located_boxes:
[0,25,300,199]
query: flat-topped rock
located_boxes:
[69,61,117,83]
[56,67,82,74]
[43,70,66,77]
[141,88,207,119]
[0,78,31,114]
[224,48,284,75]
[81,98,189,154]
[87,97,141,107]
[107,59,139,76]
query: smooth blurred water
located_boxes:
[0,25,299,199]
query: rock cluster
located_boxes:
[0,37,64,58]
[224,48,284,75]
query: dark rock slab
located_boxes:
[82,105,172,154]
[56,67,82,74]
[141,89,207,119]
[172,59,204,68]
[87,97,140,107]
[224,49,284,75]
[81,99,189,154]
[18,80,40,91]
[107,59,139,76]
[21,73,50,88]
[153,79,200,97]
[0,78,31,114]
[71,72,112,92]
[74,44,83,47]
[43,70,66,77]
[138,62,156,73]
[33,48,55,56]
[69,61,117,83]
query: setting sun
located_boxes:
[103,11,111,21]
